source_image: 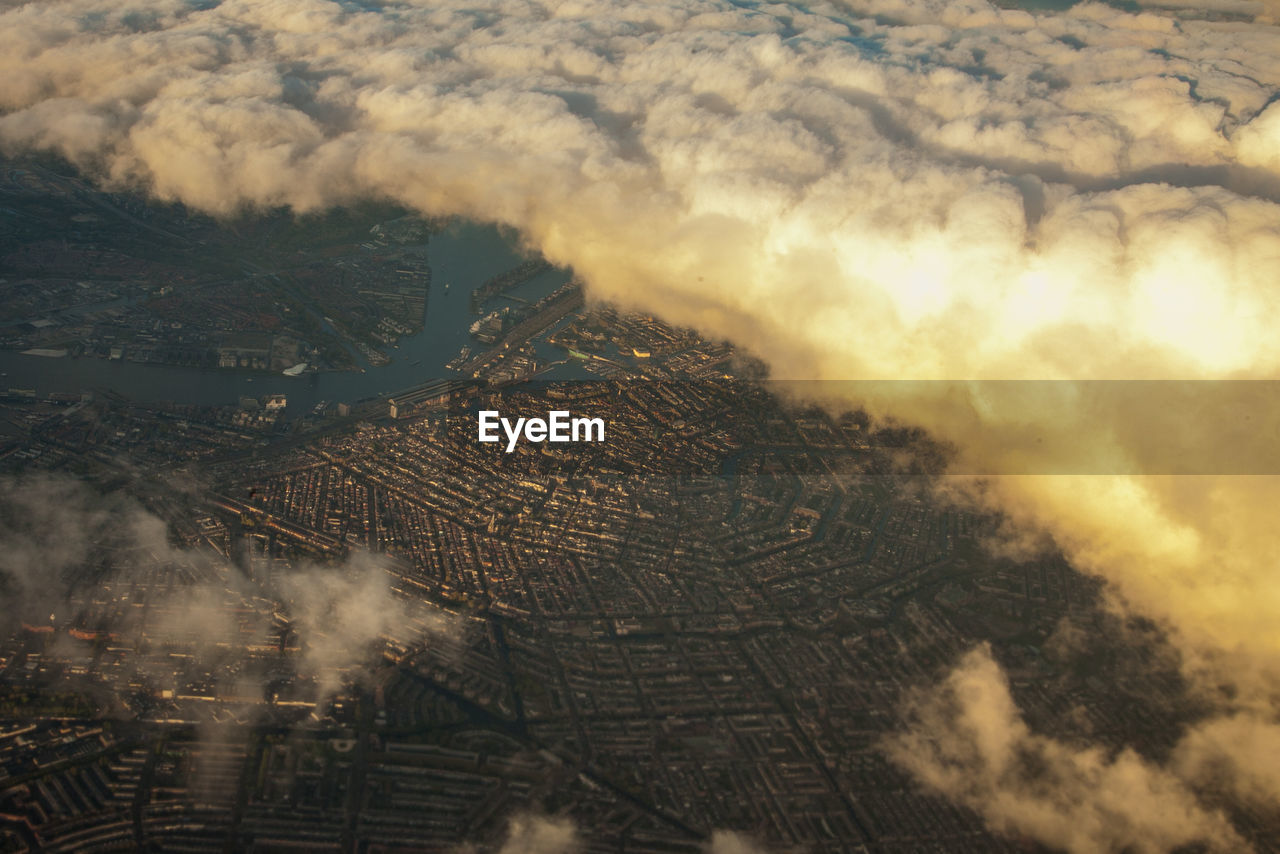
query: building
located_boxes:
[388,380,474,419]
[217,332,273,370]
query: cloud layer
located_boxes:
[885,645,1248,854]
[4,0,1280,848]
[4,0,1279,388]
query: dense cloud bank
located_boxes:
[4,0,1280,848]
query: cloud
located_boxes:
[279,550,458,701]
[4,0,1280,845]
[492,814,581,854]
[705,830,771,854]
[3,0,1278,386]
[0,473,140,632]
[885,644,1249,854]
[461,815,765,854]
[1175,713,1280,808]
[0,474,459,709]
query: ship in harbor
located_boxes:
[445,346,472,371]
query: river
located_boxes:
[0,220,592,412]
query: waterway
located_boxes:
[0,220,592,412]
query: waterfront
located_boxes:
[0,220,586,411]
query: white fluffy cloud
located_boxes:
[885,644,1248,853]
[3,0,1278,381]
[494,815,582,854]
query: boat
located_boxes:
[445,346,471,371]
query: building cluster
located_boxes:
[0,163,435,374]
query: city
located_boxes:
[3,0,1280,847]
[0,158,1261,851]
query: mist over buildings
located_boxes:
[3,0,1280,848]
[0,473,461,710]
